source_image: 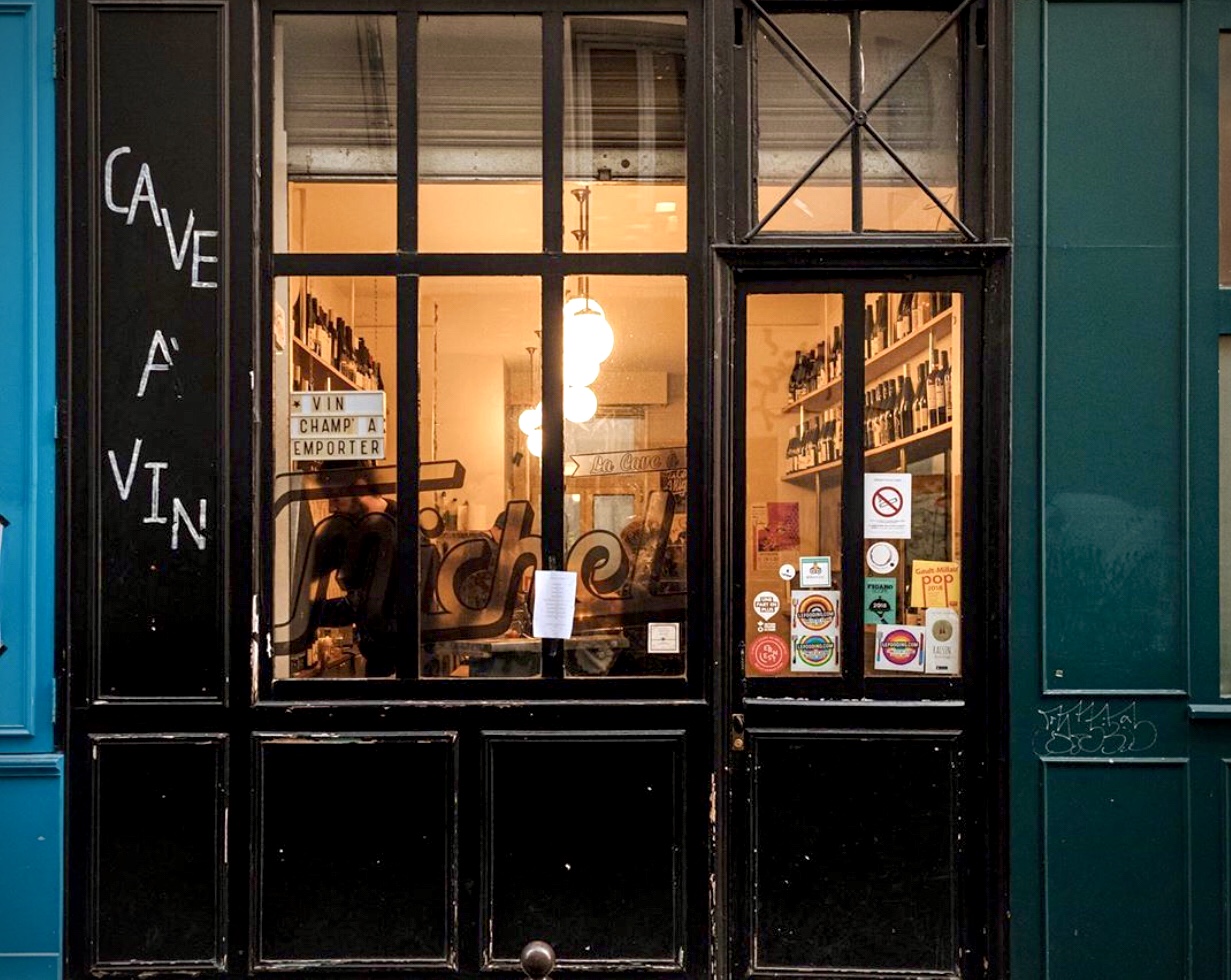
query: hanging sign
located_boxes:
[569,446,687,477]
[864,473,912,539]
[290,391,387,461]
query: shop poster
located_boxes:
[874,624,926,672]
[863,577,897,625]
[911,560,960,610]
[924,608,960,675]
[791,589,841,673]
[753,501,801,571]
[864,473,912,539]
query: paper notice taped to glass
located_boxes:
[533,570,578,639]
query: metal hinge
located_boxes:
[53,28,65,81]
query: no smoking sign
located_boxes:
[864,473,913,539]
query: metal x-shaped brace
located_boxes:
[744,0,979,241]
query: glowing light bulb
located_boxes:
[518,404,542,435]
[564,307,614,364]
[563,349,600,388]
[564,296,604,318]
[563,385,598,424]
[526,429,543,457]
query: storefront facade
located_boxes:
[0,0,1223,976]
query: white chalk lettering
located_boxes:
[103,146,132,215]
[142,461,169,524]
[191,230,218,289]
[126,162,162,227]
[171,497,207,551]
[137,330,175,397]
[160,207,196,271]
[106,437,143,500]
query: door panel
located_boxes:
[749,730,959,973]
[91,737,227,970]
[254,734,457,966]
[733,277,993,980]
[484,733,686,967]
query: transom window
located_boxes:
[749,0,977,238]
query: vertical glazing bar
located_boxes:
[543,11,564,255]
[399,11,417,253]
[542,272,565,676]
[849,12,863,234]
[841,289,865,688]
[397,274,419,677]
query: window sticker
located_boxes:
[911,559,960,610]
[799,555,832,588]
[864,577,897,625]
[924,608,959,674]
[874,624,925,672]
[864,472,912,539]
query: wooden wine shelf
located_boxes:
[781,421,954,484]
[781,306,954,416]
[294,335,356,392]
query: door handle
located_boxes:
[521,941,557,980]
[730,713,746,752]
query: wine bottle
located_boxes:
[927,352,940,428]
[939,350,951,424]
[899,368,914,439]
[789,351,803,402]
[914,362,928,433]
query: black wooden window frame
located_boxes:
[256,0,711,703]
[735,0,991,243]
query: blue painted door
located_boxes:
[1012,1,1231,977]
[0,0,62,975]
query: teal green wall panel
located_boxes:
[1039,1,1188,695]
[1043,3,1184,248]
[1014,0,1200,976]
[1042,760,1188,978]
[1042,247,1185,691]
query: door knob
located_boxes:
[520,940,557,980]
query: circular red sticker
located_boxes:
[748,634,789,675]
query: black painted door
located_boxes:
[66,3,715,978]
[729,277,1003,979]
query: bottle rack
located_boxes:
[291,287,384,393]
[780,299,957,484]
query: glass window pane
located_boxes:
[862,291,962,676]
[565,16,688,252]
[744,294,846,677]
[275,16,397,253]
[562,277,688,676]
[271,276,399,679]
[755,15,852,232]
[419,278,543,679]
[862,12,960,232]
[419,16,542,253]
